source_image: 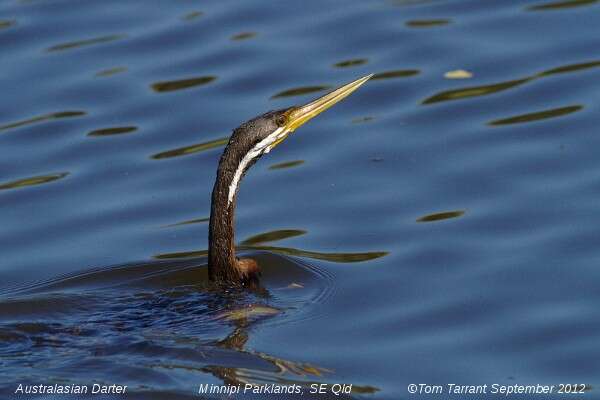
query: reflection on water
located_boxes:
[351,116,375,124]
[405,19,450,27]
[218,305,281,321]
[488,105,583,126]
[371,69,419,80]
[162,216,210,228]
[155,228,388,263]
[241,229,308,245]
[87,126,138,137]
[417,210,465,222]
[204,325,379,398]
[268,160,305,170]
[271,86,330,99]
[537,60,600,77]
[333,59,368,69]
[0,172,68,191]
[151,76,217,93]
[203,317,379,397]
[155,249,208,259]
[423,78,531,104]
[527,0,598,10]
[424,59,600,104]
[182,11,203,21]
[0,253,376,397]
[0,172,69,190]
[151,137,228,159]
[240,246,389,263]
[46,34,125,52]
[156,247,388,263]
[0,111,85,132]
[0,244,379,399]
[0,20,15,30]
[95,66,127,77]
[231,32,257,41]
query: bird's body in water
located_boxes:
[208,75,372,287]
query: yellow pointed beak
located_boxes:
[284,74,373,133]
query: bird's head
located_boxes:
[222,74,372,205]
[229,74,372,163]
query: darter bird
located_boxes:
[208,75,372,286]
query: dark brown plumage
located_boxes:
[206,75,372,287]
[208,109,291,285]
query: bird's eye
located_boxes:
[275,115,286,127]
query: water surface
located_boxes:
[1,0,600,398]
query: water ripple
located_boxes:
[424,59,600,104]
[155,247,388,263]
[423,78,532,104]
[153,225,387,263]
[181,11,203,21]
[0,111,85,133]
[46,34,125,52]
[537,60,600,77]
[162,217,209,228]
[241,246,389,263]
[151,76,217,93]
[151,137,228,159]
[0,172,69,191]
[351,116,375,124]
[95,66,127,77]
[371,69,420,80]
[241,229,308,245]
[87,126,137,137]
[0,20,16,30]
[271,86,331,99]
[230,32,258,41]
[333,59,368,68]
[488,105,583,126]
[417,210,465,222]
[527,0,598,10]
[406,19,451,27]
[268,160,305,170]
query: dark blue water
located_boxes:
[2,0,600,398]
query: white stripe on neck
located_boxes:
[227,127,286,205]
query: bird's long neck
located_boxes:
[208,144,247,283]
